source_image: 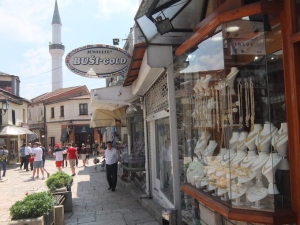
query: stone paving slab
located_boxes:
[0,157,160,225]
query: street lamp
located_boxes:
[1,99,9,115]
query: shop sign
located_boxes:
[65,44,130,78]
[230,38,265,55]
[74,126,94,134]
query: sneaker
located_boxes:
[41,177,45,180]
[71,173,76,176]
[47,173,50,178]
[35,176,39,179]
[29,176,34,179]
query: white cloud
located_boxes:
[0,1,52,43]
[96,0,140,20]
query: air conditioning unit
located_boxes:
[36,116,44,122]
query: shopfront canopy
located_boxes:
[90,106,127,128]
[0,126,34,135]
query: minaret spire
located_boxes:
[49,0,65,91]
[52,0,61,25]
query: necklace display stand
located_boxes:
[262,152,282,194]
[255,122,278,154]
[194,131,211,158]
[246,184,269,209]
[203,140,218,156]
[252,122,277,182]
[226,67,239,95]
[272,122,289,170]
[214,148,227,164]
[232,131,248,165]
[228,132,240,151]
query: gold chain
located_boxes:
[237,78,243,129]
[249,77,255,131]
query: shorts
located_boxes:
[69,159,76,168]
[33,161,43,168]
[81,154,86,160]
[55,161,63,168]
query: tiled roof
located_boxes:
[0,88,30,104]
[31,86,89,104]
[69,94,91,100]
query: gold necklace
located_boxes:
[237,78,243,129]
[227,83,233,129]
[257,127,277,152]
[273,131,288,152]
[244,78,250,128]
[249,77,255,131]
[215,85,220,132]
[244,128,263,143]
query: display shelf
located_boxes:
[181,183,296,225]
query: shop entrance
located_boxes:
[74,134,93,153]
[74,125,95,154]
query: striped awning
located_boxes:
[28,131,38,142]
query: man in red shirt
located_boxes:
[67,143,78,176]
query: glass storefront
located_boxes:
[155,117,173,204]
[175,13,289,212]
[0,135,25,164]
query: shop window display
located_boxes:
[175,13,290,212]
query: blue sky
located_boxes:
[0,0,140,100]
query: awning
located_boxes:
[0,126,34,135]
[28,131,38,142]
[90,106,127,128]
[90,85,135,111]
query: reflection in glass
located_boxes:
[174,13,290,213]
[155,117,174,203]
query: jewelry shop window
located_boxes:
[175,13,290,212]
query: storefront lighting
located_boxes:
[226,26,240,32]
[1,99,9,115]
[155,16,174,35]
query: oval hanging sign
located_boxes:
[65,44,130,78]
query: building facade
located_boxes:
[94,0,300,224]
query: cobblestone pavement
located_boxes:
[0,157,159,225]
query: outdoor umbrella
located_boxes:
[0,126,34,135]
[90,106,127,127]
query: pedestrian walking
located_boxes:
[24,143,32,171]
[80,143,87,167]
[53,143,65,171]
[67,143,78,176]
[0,146,8,179]
[38,142,50,178]
[19,144,27,170]
[30,142,45,180]
[74,144,80,167]
[104,141,120,192]
[62,143,68,168]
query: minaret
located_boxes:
[49,0,65,91]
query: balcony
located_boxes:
[49,44,65,50]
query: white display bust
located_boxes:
[193,77,205,95]
[244,124,263,151]
[203,140,218,165]
[262,152,282,194]
[271,122,289,170]
[255,122,278,154]
[194,131,211,158]
[202,75,213,91]
[228,132,240,151]
[221,149,237,166]
[226,67,239,95]
[231,131,248,165]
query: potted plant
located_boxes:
[9,191,54,225]
[46,171,73,191]
[46,172,73,213]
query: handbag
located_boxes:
[0,150,5,162]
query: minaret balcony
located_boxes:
[49,44,65,50]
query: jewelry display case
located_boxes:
[174,12,294,223]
